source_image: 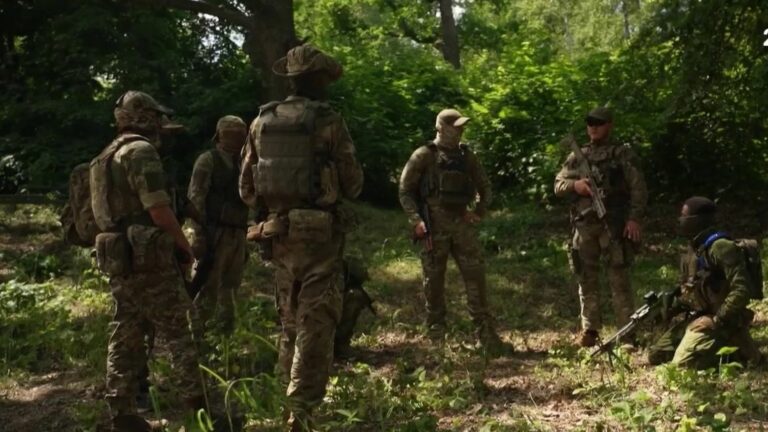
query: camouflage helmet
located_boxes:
[114,90,182,133]
[272,44,343,80]
[435,108,470,130]
[212,115,247,145]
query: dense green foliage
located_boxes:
[1,0,766,203]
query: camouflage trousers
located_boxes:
[420,210,494,333]
[648,312,761,369]
[571,222,635,331]
[273,233,343,426]
[106,269,202,417]
[194,227,247,334]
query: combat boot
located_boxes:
[112,414,167,432]
[577,329,599,348]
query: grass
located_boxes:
[0,202,767,431]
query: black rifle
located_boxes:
[563,134,607,220]
[590,287,683,362]
[188,225,216,299]
[414,175,434,254]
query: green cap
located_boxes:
[114,90,183,132]
[586,106,613,123]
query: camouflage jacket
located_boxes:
[554,139,647,225]
[107,135,171,225]
[399,141,491,226]
[679,229,752,325]
[238,96,363,211]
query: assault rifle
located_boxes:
[415,175,434,253]
[591,287,683,362]
[563,134,607,220]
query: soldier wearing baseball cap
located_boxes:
[238,44,363,431]
[187,115,249,337]
[398,108,509,356]
[555,106,648,348]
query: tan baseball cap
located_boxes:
[436,108,470,128]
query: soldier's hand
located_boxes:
[413,221,428,239]
[463,211,481,224]
[573,179,593,197]
[624,219,642,242]
[247,224,263,242]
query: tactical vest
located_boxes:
[255,101,332,213]
[205,149,249,228]
[90,134,152,232]
[583,144,630,209]
[423,144,476,208]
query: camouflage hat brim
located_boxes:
[159,115,184,132]
[272,46,343,80]
[453,116,470,127]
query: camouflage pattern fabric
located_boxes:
[648,235,761,368]
[399,140,497,336]
[239,91,363,429]
[554,138,647,332]
[106,270,201,415]
[273,234,344,425]
[188,148,247,333]
[95,133,202,417]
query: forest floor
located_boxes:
[1,202,767,431]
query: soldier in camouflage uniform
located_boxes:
[399,109,504,352]
[188,115,249,335]
[239,45,363,431]
[554,107,648,348]
[91,91,204,431]
[648,197,762,369]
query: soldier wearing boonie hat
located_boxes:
[188,114,249,337]
[238,44,363,431]
[398,108,509,356]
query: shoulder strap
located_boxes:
[696,231,731,270]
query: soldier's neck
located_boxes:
[590,137,611,146]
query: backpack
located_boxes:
[61,163,99,247]
[255,101,328,212]
[61,134,146,246]
[700,232,764,300]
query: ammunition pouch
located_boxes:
[126,225,176,273]
[287,209,333,242]
[437,170,475,207]
[95,232,131,277]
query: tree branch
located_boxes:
[128,0,255,31]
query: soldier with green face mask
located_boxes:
[188,115,249,336]
[398,109,506,354]
[239,44,363,431]
[647,197,762,369]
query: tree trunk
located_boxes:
[437,0,460,69]
[127,0,299,102]
[241,0,299,102]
